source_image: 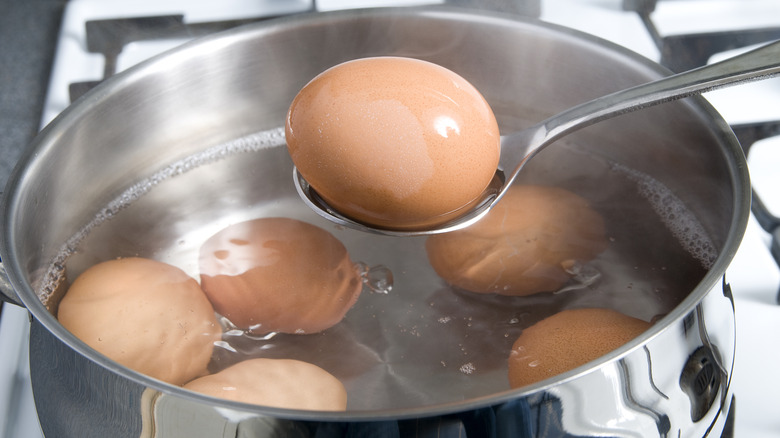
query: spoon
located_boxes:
[295,40,780,236]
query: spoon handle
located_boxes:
[504,39,780,181]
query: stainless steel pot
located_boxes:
[0,7,748,437]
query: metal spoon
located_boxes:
[295,40,780,236]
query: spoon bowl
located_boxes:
[294,39,780,236]
[294,167,506,235]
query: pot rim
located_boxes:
[1,5,751,421]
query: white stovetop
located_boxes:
[2,1,780,437]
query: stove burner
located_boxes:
[624,0,780,302]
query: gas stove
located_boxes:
[1,1,779,437]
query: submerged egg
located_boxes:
[57,257,221,386]
[286,56,501,230]
[425,185,607,296]
[198,217,362,334]
[507,308,651,389]
[184,358,347,411]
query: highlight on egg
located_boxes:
[285,56,501,230]
[425,185,608,296]
[198,217,363,334]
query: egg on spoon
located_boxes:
[286,56,501,231]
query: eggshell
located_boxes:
[183,358,347,411]
[286,56,501,230]
[57,257,221,386]
[507,308,651,388]
[425,185,607,296]
[199,217,362,334]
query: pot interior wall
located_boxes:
[6,8,743,414]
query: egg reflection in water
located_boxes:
[285,56,501,230]
[57,257,222,386]
[199,217,363,334]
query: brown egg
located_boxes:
[507,308,651,389]
[199,217,362,334]
[183,358,347,411]
[285,56,501,230]
[425,185,607,296]
[57,257,221,386]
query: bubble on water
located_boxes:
[612,163,718,269]
[38,128,288,303]
[356,262,394,294]
[459,363,476,375]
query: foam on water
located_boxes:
[38,127,287,303]
[613,163,718,270]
